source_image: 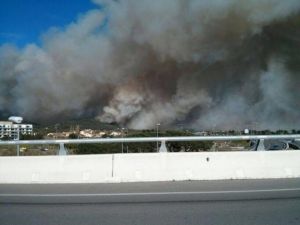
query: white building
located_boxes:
[0,121,33,140]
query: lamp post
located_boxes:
[8,116,23,156]
[15,125,20,156]
[156,123,160,152]
[253,122,258,135]
[54,124,59,139]
[121,127,125,153]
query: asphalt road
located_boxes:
[1,179,300,225]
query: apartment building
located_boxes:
[0,121,33,140]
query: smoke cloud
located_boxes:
[1,0,300,130]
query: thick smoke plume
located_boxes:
[1,0,300,130]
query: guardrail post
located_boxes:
[58,143,67,155]
[16,144,20,156]
[159,140,168,153]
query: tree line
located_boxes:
[69,130,213,154]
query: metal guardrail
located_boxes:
[1,134,300,156]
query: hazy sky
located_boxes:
[0,0,97,47]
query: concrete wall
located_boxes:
[113,151,300,182]
[0,151,300,183]
[0,155,113,183]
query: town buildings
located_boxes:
[0,121,33,140]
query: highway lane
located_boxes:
[1,179,300,225]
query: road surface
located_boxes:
[1,179,300,225]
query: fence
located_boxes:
[0,134,300,156]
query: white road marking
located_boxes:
[1,188,300,197]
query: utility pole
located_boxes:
[121,127,125,153]
[156,123,160,152]
[16,125,20,156]
[8,116,23,156]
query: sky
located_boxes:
[0,0,98,47]
[0,0,300,130]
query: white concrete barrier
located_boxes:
[0,155,112,183]
[113,151,300,182]
[0,151,300,183]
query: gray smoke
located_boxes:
[1,0,300,130]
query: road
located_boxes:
[1,179,300,225]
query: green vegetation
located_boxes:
[0,144,58,156]
[228,140,249,147]
[163,130,213,152]
[73,130,213,155]
[0,145,16,156]
[20,133,44,140]
[74,143,122,155]
[68,133,78,139]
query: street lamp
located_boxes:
[54,124,59,139]
[156,123,160,152]
[8,116,23,156]
[121,127,125,153]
